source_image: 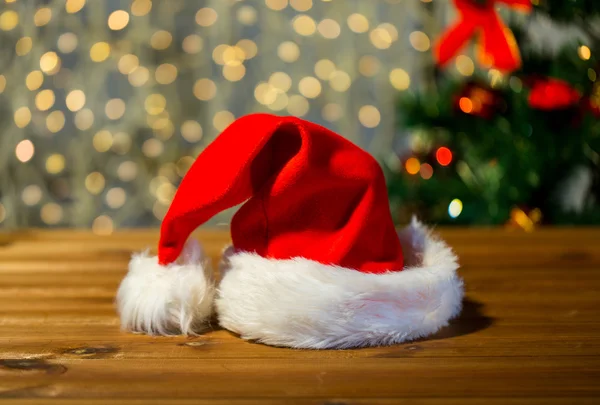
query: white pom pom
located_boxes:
[116,239,215,335]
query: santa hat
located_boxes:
[116,113,463,349]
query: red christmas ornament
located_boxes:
[528,78,581,110]
[434,0,532,73]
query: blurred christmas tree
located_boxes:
[387,0,600,228]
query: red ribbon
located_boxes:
[434,0,532,72]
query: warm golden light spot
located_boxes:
[40,51,60,74]
[108,10,129,30]
[156,182,176,204]
[26,70,44,91]
[117,161,137,182]
[370,27,392,49]
[578,45,591,61]
[118,54,139,74]
[34,7,52,26]
[318,18,341,39]
[131,0,152,16]
[105,98,126,120]
[405,157,420,175]
[193,78,217,101]
[93,130,113,152]
[0,10,18,31]
[212,44,229,65]
[145,94,166,115]
[456,55,474,76]
[85,172,106,194]
[106,188,126,209]
[298,76,321,99]
[65,0,85,14]
[41,203,63,225]
[255,82,278,105]
[196,7,218,27]
[237,39,257,59]
[278,41,300,62]
[329,70,351,92]
[128,66,149,87]
[66,89,85,111]
[142,139,164,157]
[35,89,55,111]
[181,120,203,142]
[46,110,65,133]
[409,31,430,52]
[16,37,33,56]
[358,105,381,128]
[290,0,312,12]
[314,59,336,80]
[57,32,78,53]
[379,23,398,41]
[90,42,110,62]
[92,216,114,235]
[46,153,65,173]
[0,75,5,93]
[16,140,35,163]
[237,5,257,25]
[287,95,309,117]
[74,108,94,130]
[359,55,380,77]
[22,185,42,206]
[150,30,172,50]
[221,46,245,66]
[268,92,289,111]
[322,103,343,122]
[155,63,178,84]
[293,15,316,36]
[390,68,410,91]
[182,34,203,54]
[223,64,246,82]
[347,13,369,33]
[213,111,235,131]
[265,0,288,11]
[14,106,31,128]
[269,72,292,92]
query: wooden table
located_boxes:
[1,228,599,404]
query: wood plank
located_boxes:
[3,400,600,405]
[1,358,599,399]
[0,228,599,402]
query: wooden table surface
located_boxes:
[0,228,599,404]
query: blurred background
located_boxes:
[0,0,599,233]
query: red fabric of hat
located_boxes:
[116,113,463,349]
[159,113,404,274]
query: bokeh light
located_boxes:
[436,147,453,166]
[448,199,463,218]
[405,158,420,175]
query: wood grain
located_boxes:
[0,228,599,403]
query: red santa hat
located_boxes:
[117,113,463,349]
